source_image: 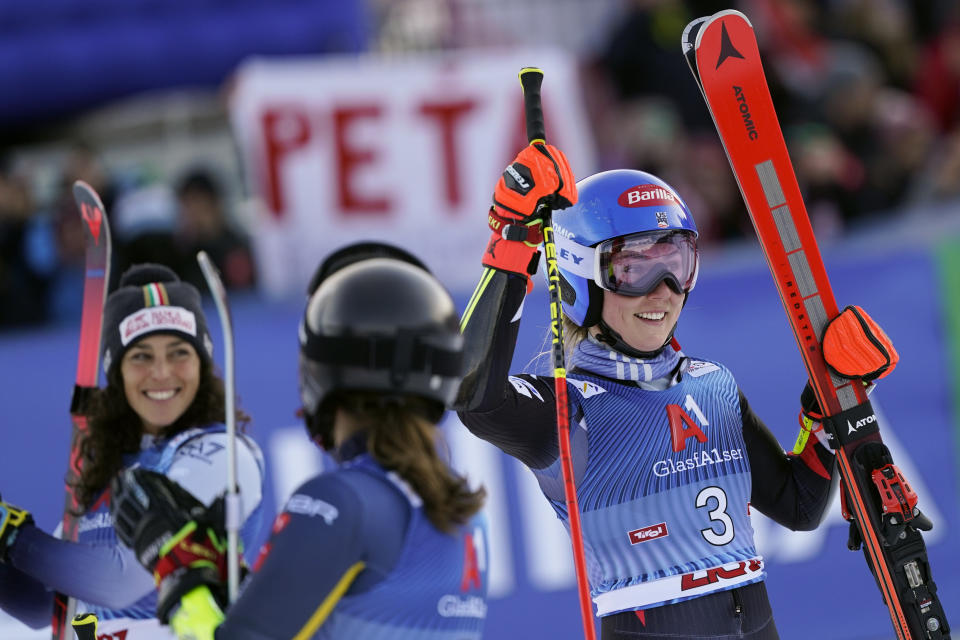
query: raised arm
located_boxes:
[455,142,577,467]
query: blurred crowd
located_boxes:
[0,145,255,329]
[584,0,960,245]
[2,0,959,331]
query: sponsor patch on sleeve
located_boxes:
[508,376,544,402]
[173,437,224,464]
[567,377,607,399]
[285,494,339,525]
[686,360,721,378]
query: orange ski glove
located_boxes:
[822,306,898,381]
[482,143,577,284]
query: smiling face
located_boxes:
[121,334,201,435]
[596,280,685,353]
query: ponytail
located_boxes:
[337,393,485,533]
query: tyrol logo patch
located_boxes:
[628,522,669,544]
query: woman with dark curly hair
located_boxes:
[0,263,265,639]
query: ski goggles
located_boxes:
[553,229,699,297]
[556,229,699,296]
[595,230,699,296]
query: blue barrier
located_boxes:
[0,242,956,638]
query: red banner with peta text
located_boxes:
[228,49,596,297]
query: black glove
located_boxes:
[111,469,234,623]
[0,494,33,562]
[800,382,823,422]
[799,380,874,430]
[111,468,204,570]
[795,381,832,452]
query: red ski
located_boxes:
[52,181,112,640]
[684,10,949,640]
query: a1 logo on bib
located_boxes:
[667,394,710,452]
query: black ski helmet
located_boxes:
[305,241,430,298]
[298,242,464,449]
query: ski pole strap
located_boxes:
[487,207,544,245]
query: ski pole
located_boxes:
[70,613,97,640]
[197,251,241,604]
[518,66,597,640]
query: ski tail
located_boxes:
[681,15,708,85]
[686,10,950,640]
[54,181,112,640]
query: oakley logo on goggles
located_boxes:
[555,230,699,296]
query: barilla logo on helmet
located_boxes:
[618,184,680,208]
[120,306,197,346]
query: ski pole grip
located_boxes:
[519,67,545,144]
[71,613,97,640]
